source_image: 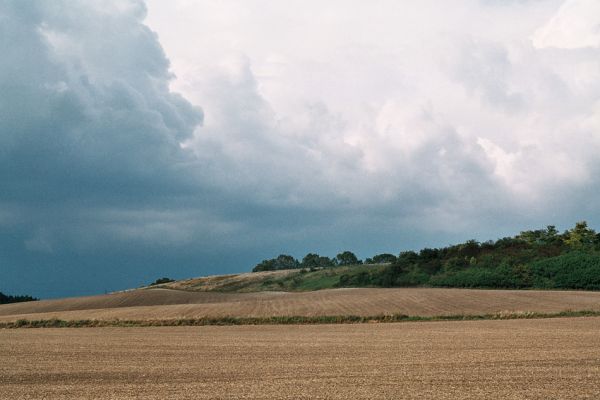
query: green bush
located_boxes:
[337,271,374,287]
[430,264,524,289]
[250,222,600,291]
[395,269,430,286]
[530,252,600,290]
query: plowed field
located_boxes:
[2,288,600,323]
[2,318,600,399]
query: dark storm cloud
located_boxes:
[0,1,202,205]
[0,1,210,297]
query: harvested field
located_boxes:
[2,288,600,323]
[2,317,600,399]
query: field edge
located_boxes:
[3,309,600,329]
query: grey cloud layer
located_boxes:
[2,0,600,297]
[1,1,201,203]
[0,1,209,296]
[159,0,600,219]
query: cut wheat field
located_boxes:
[3,287,600,323]
[2,318,600,399]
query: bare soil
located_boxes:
[2,288,600,323]
[2,317,600,399]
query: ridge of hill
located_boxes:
[155,265,382,293]
[239,222,600,292]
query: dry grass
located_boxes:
[2,287,600,323]
[2,317,600,399]
[162,269,297,291]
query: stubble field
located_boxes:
[2,317,600,399]
[3,287,600,323]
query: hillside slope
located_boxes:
[157,265,386,292]
[246,222,600,292]
[3,287,600,323]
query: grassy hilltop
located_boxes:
[158,265,386,293]
[156,221,600,293]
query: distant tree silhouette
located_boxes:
[0,292,38,304]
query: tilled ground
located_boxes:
[4,288,600,322]
[2,317,600,399]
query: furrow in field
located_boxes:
[2,288,600,322]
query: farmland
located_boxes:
[2,318,600,399]
[3,286,600,398]
[3,287,600,324]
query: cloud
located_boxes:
[3,0,600,298]
[146,0,591,208]
[0,0,208,296]
[0,1,202,208]
[532,0,600,49]
[145,0,600,230]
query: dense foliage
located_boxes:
[0,292,38,304]
[253,222,600,291]
[252,252,361,272]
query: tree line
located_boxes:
[252,221,600,290]
[0,292,38,304]
[252,251,370,272]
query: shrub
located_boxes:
[370,253,397,264]
[530,252,600,290]
[429,265,524,289]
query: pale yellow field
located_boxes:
[2,317,600,399]
[2,287,600,323]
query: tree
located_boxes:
[0,292,38,304]
[318,256,337,268]
[149,277,175,286]
[565,221,596,250]
[396,251,419,268]
[301,253,336,268]
[336,251,360,266]
[301,253,321,268]
[252,259,277,272]
[457,240,480,258]
[370,253,397,264]
[252,254,300,272]
[517,226,561,246]
[273,254,300,270]
[543,225,560,243]
[517,229,544,245]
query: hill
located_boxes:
[157,266,381,292]
[4,221,600,325]
[245,221,600,291]
[3,287,600,324]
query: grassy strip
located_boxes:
[2,310,600,329]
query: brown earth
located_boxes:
[2,287,600,323]
[2,317,600,399]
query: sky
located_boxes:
[2,0,600,298]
